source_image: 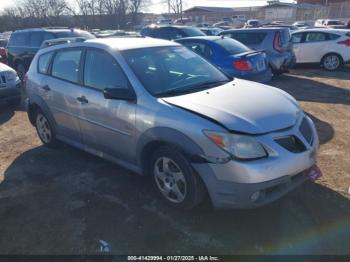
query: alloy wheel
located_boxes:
[323,55,340,70]
[154,157,187,203]
[36,113,52,144]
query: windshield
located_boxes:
[122,46,230,97]
[214,38,250,54]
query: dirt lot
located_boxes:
[0,66,349,255]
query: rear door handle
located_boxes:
[41,85,51,91]
[76,96,88,104]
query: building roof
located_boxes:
[265,2,297,8]
[184,6,234,13]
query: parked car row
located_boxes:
[23,37,321,209]
[6,27,94,80]
[141,24,350,72]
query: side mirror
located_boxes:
[103,88,136,102]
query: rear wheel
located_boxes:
[35,109,58,147]
[322,53,343,71]
[150,146,206,209]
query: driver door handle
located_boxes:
[76,96,88,104]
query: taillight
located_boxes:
[233,60,253,71]
[337,39,350,46]
[273,31,282,52]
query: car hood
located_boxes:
[162,79,300,134]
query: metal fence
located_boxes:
[297,2,350,21]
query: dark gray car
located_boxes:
[219,28,296,75]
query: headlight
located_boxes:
[5,71,18,81]
[203,130,267,160]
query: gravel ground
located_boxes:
[0,66,349,255]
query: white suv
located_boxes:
[291,29,350,70]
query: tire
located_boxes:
[150,146,206,210]
[34,109,58,148]
[321,53,343,71]
[16,63,26,81]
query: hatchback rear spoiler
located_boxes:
[238,49,266,57]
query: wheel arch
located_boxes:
[27,95,57,130]
[137,127,206,176]
[321,52,344,64]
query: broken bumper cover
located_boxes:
[193,163,321,209]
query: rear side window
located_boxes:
[84,49,128,91]
[228,32,266,45]
[52,49,82,83]
[9,33,27,46]
[38,52,53,74]
[327,33,341,40]
[305,32,326,42]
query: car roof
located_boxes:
[292,28,350,34]
[13,28,85,34]
[221,27,287,33]
[39,37,180,54]
[145,25,197,29]
[88,37,180,50]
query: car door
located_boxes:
[45,48,84,144]
[291,32,304,62]
[297,32,328,63]
[78,48,136,162]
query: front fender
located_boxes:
[137,127,205,167]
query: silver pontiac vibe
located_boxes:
[25,37,320,209]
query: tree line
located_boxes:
[0,0,150,32]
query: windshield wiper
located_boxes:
[156,79,231,98]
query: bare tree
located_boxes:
[129,0,149,24]
[167,0,183,16]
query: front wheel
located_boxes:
[322,54,343,71]
[151,146,206,209]
[35,109,58,147]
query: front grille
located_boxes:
[299,117,313,145]
[275,136,306,153]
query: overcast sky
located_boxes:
[0,0,294,14]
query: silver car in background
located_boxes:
[25,38,321,209]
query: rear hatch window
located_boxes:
[181,27,206,37]
[214,38,250,54]
[227,32,266,46]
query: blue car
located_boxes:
[176,36,272,83]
